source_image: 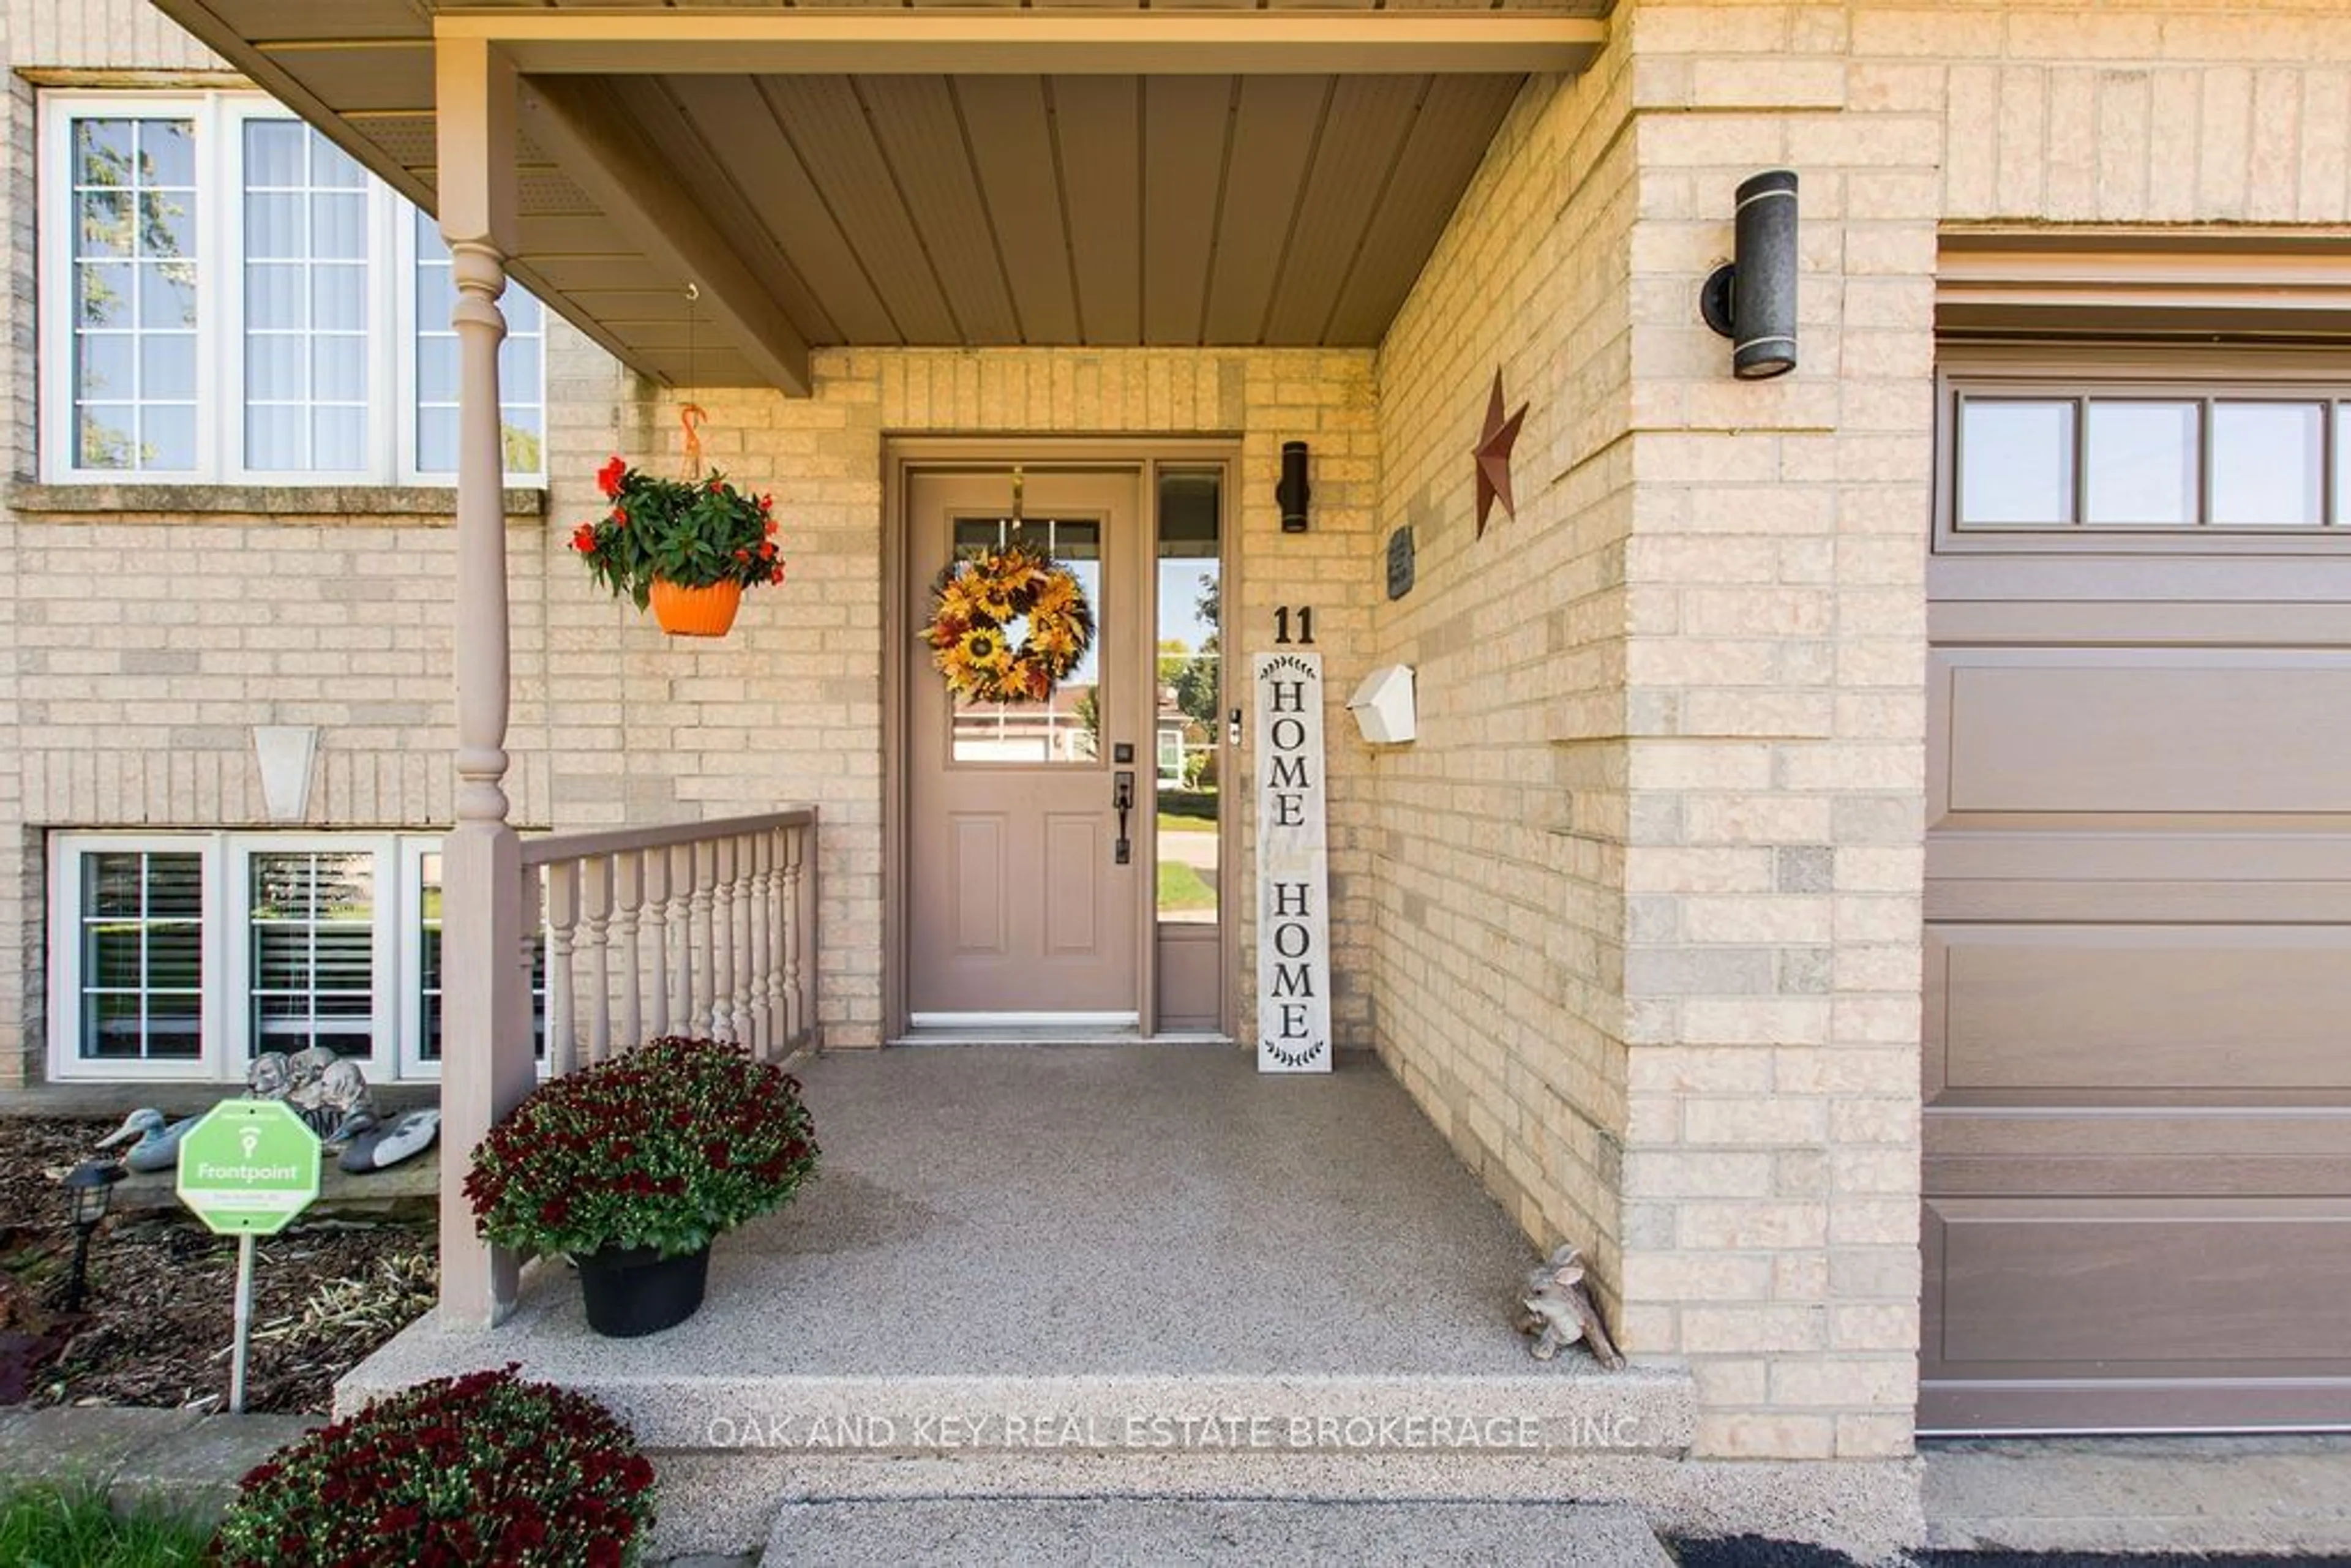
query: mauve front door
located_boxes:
[906,470,1144,1025]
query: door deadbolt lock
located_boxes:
[1113,770,1134,865]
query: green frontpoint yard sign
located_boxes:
[175,1100,322,1236]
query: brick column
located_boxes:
[1610,1,1935,1462]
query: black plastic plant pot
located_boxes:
[574,1244,711,1338]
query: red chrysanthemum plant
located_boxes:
[465,1036,819,1261]
[570,453,785,611]
[212,1365,658,1567]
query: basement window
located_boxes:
[47,831,544,1084]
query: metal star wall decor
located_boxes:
[1473,369,1529,538]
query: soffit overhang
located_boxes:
[148,2,1610,392]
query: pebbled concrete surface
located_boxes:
[762,1498,1674,1566]
[354,1045,1577,1382]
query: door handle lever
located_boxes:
[1113,770,1134,864]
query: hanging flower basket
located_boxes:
[648,578,742,637]
[924,543,1093,704]
[571,432,784,637]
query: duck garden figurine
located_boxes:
[92,1108,200,1174]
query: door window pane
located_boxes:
[1958,399,2076,525]
[2212,402,2325,526]
[1156,468,1220,925]
[948,516,1101,764]
[77,851,203,1060]
[2084,401,2198,525]
[249,850,377,1058]
[68,114,198,473]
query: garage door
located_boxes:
[1921,361,2351,1433]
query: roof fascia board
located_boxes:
[428,9,1606,76]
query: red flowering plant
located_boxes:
[571,454,785,610]
[465,1036,819,1260]
[211,1365,656,1567]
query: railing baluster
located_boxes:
[582,855,613,1065]
[691,839,717,1036]
[644,845,671,1040]
[771,827,790,1062]
[544,861,579,1076]
[669,843,694,1035]
[730,834,755,1048]
[614,849,643,1054]
[749,830,774,1057]
[713,836,737,1045]
[783,825,808,1046]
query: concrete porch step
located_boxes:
[399,1362,1698,1458]
[757,1498,1674,1566]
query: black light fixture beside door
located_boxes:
[1277,441,1311,533]
[1700,169,1799,380]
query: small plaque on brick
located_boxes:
[1385,527,1415,601]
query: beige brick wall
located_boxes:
[0,336,1377,1080]
[1373,0,2349,1466]
[1370,52,1641,1287]
[1610,0,2351,1464]
[0,0,231,1085]
[552,345,1380,1050]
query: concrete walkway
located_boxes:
[9,1400,2351,1563]
[1925,1437,2351,1556]
[761,1498,1672,1565]
[0,1405,315,1522]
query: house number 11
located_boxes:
[1273,606,1316,646]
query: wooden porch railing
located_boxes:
[517,809,818,1071]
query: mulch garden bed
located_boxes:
[0,1118,434,1415]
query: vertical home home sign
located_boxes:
[1253,651,1332,1073]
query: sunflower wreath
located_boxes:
[924,542,1095,705]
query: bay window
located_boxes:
[42,92,544,486]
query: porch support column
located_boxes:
[435,36,531,1329]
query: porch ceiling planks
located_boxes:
[677,69,1531,351]
[149,0,1604,386]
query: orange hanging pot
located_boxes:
[648,579,742,637]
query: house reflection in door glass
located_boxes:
[948,517,1101,764]
[1156,469,1220,925]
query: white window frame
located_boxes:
[38,89,546,487]
[47,833,222,1084]
[396,838,555,1082]
[217,98,398,488]
[226,834,402,1081]
[46,830,457,1084]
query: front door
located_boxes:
[906,470,1144,1026]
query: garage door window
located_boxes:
[1952,382,2349,533]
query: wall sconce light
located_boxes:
[1277,441,1311,533]
[1700,169,1799,380]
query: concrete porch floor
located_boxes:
[360,1042,1640,1382]
[346,1043,1884,1555]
